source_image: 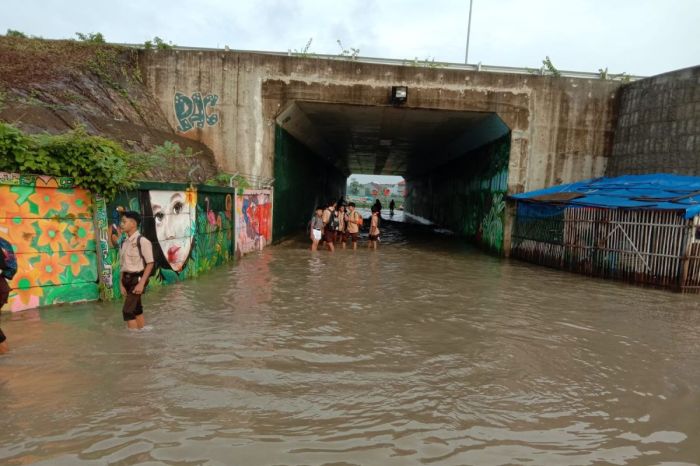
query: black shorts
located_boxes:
[348,232,359,242]
[0,276,9,308]
[369,234,380,241]
[0,276,9,343]
[122,272,147,321]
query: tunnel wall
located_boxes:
[607,66,700,176]
[405,135,510,253]
[273,126,346,242]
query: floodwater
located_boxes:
[1,219,699,465]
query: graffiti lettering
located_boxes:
[174,92,220,132]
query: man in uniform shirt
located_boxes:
[119,211,155,330]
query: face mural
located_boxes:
[147,190,197,272]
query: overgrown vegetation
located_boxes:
[336,39,359,60]
[205,172,250,189]
[5,29,27,38]
[75,32,106,44]
[599,67,631,82]
[144,36,174,50]
[288,37,315,57]
[0,123,194,200]
[542,56,561,77]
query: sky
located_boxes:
[1,0,698,77]
[348,175,404,185]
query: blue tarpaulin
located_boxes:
[511,174,700,219]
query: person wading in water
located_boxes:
[119,211,155,330]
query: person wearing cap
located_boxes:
[119,211,155,330]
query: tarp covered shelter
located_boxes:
[510,174,700,292]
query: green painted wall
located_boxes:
[273,125,346,241]
[100,183,235,301]
[405,134,510,253]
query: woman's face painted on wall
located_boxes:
[149,190,195,272]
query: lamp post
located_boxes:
[464,0,473,64]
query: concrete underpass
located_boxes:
[273,102,511,252]
[139,50,626,255]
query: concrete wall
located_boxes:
[608,66,700,176]
[140,50,622,195]
[272,126,346,241]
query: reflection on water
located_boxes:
[1,222,699,465]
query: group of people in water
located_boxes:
[310,198,394,252]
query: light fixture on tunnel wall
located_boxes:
[391,86,408,105]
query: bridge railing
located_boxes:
[116,43,644,81]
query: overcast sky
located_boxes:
[2,0,698,77]
[349,175,404,184]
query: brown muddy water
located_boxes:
[1,221,699,465]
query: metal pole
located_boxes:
[465,0,473,64]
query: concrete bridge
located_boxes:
[139,49,694,253]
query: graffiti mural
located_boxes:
[0,172,98,312]
[236,189,272,255]
[103,184,234,299]
[174,92,220,132]
[404,135,510,253]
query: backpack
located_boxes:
[121,234,153,277]
[351,211,363,229]
[0,237,18,280]
[326,209,339,230]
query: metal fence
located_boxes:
[512,202,700,292]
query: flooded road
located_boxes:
[1,221,699,465]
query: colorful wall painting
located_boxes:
[235,189,273,255]
[404,134,510,253]
[101,184,235,300]
[0,172,98,312]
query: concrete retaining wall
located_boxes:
[608,66,700,176]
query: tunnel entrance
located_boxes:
[272,102,511,252]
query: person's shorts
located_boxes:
[121,272,146,321]
[324,229,336,243]
[369,234,380,241]
[0,277,9,343]
[312,229,322,241]
[348,232,359,243]
[336,231,347,242]
[0,276,9,309]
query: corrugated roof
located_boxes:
[511,174,700,219]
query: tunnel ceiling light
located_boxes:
[391,86,408,105]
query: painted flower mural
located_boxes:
[0,173,98,312]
